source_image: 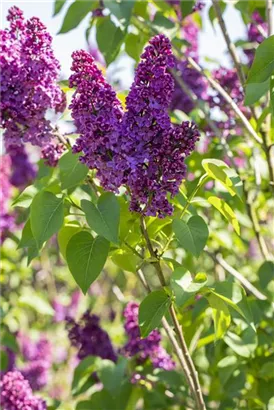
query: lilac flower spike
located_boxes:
[69,35,199,217]
[0,370,47,410]
[69,50,124,191]
[0,6,65,148]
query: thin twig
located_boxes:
[206,251,268,300]
[212,0,246,86]
[140,216,206,410]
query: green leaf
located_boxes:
[59,151,88,190]
[246,35,274,84]
[208,2,226,28]
[66,231,109,294]
[107,0,135,29]
[151,12,177,37]
[18,219,39,263]
[202,159,240,197]
[139,290,171,338]
[0,350,8,372]
[81,193,120,244]
[244,78,270,105]
[172,215,209,257]
[208,196,240,235]
[19,292,54,315]
[96,17,124,65]
[1,331,19,353]
[98,357,127,396]
[258,261,274,301]
[181,0,195,17]
[171,268,207,306]
[53,0,67,16]
[207,293,231,340]
[224,328,257,357]
[72,356,95,395]
[258,362,274,379]
[58,0,93,33]
[30,191,64,248]
[270,75,274,116]
[12,185,37,208]
[57,222,82,259]
[111,249,140,273]
[125,32,148,62]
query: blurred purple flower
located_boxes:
[0,370,47,409]
[121,302,175,371]
[67,311,117,362]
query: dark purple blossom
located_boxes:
[0,7,65,149]
[21,361,50,391]
[41,140,65,167]
[0,370,47,410]
[69,49,124,191]
[70,35,199,217]
[6,144,36,187]
[121,302,175,371]
[67,311,117,362]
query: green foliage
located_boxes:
[180,0,195,18]
[172,215,209,257]
[207,293,231,340]
[96,17,124,65]
[30,191,64,249]
[59,151,88,190]
[66,231,109,293]
[58,0,94,33]
[139,290,171,337]
[208,196,240,235]
[247,35,274,84]
[53,0,66,16]
[171,268,207,307]
[81,193,120,244]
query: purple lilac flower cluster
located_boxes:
[66,311,117,362]
[0,7,65,149]
[0,370,47,410]
[69,50,124,192]
[121,302,175,371]
[70,35,199,217]
[7,144,36,187]
[41,140,66,167]
[53,290,81,322]
[244,11,267,65]
[0,155,16,242]
[18,334,52,391]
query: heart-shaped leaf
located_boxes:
[208,196,240,235]
[139,290,171,338]
[30,191,64,249]
[172,215,209,257]
[66,231,109,294]
[81,193,120,244]
[59,151,88,190]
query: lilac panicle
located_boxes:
[18,334,52,391]
[0,6,65,148]
[66,311,117,362]
[70,35,199,217]
[121,35,199,217]
[7,144,36,187]
[69,50,124,191]
[121,302,175,371]
[41,140,65,167]
[0,370,47,410]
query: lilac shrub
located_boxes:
[0,155,16,242]
[7,144,36,187]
